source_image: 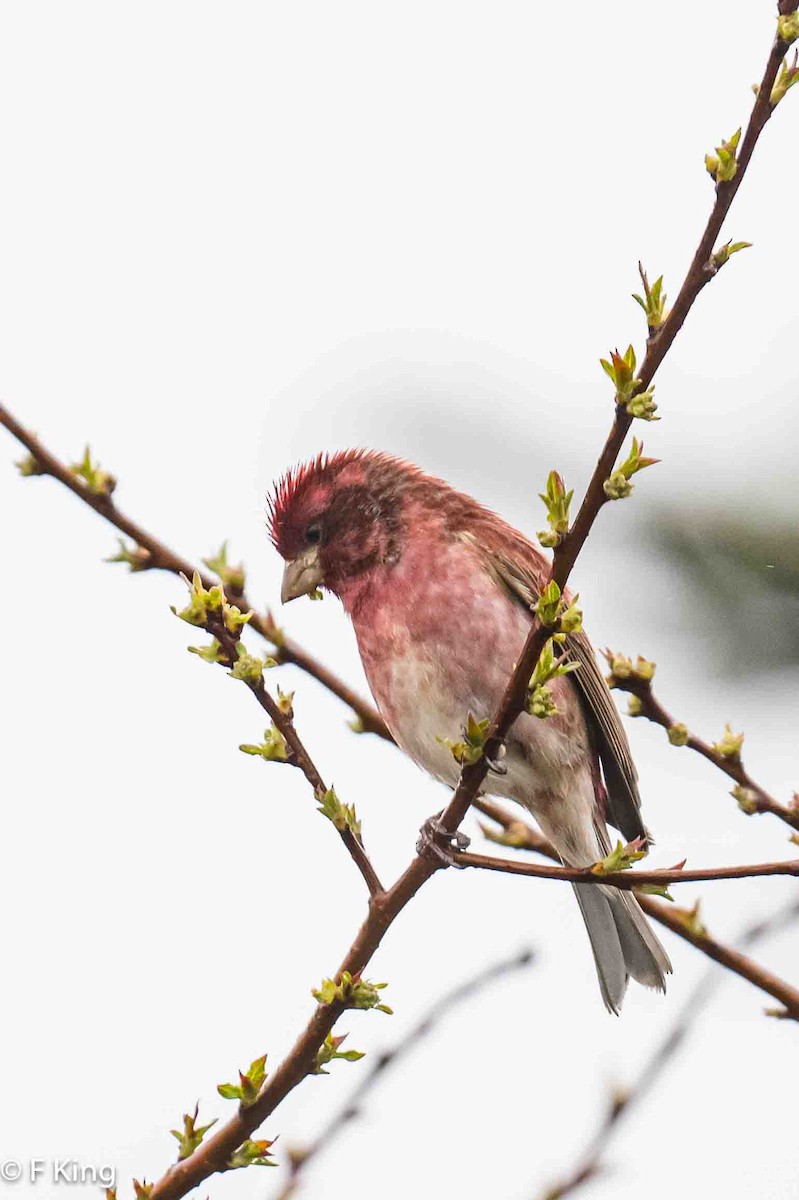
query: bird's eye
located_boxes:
[306,522,322,545]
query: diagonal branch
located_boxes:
[607,663,799,832]
[205,615,384,897]
[272,948,536,1200]
[434,13,799,845]
[538,894,799,1200]
[0,401,390,740]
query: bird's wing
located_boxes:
[483,547,646,844]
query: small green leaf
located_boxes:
[711,723,744,762]
[239,725,289,762]
[771,48,799,105]
[202,541,246,594]
[16,453,48,478]
[227,1138,278,1169]
[591,837,648,875]
[316,786,361,839]
[312,1032,366,1075]
[70,445,116,496]
[217,1054,268,1107]
[105,538,151,572]
[312,972,392,1014]
[170,1105,217,1161]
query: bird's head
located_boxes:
[268,449,424,605]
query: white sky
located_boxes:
[1,3,798,1199]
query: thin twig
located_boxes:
[210,619,384,897]
[430,15,798,847]
[476,802,799,1021]
[0,15,795,1197]
[451,849,799,887]
[0,402,390,740]
[539,894,799,1199]
[612,670,799,832]
[272,948,536,1200]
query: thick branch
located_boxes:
[273,948,535,1200]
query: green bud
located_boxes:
[559,596,583,634]
[170,1105,217,1161]
[15,453,47,477]
[667,722,690,746]
[732,784,759,815]
[227,1139,277,1169]
[105,538,151,572]
[229,644,265,685]
[217,1054,268,1106]
[771,49,799,105]
[778,12,799,44]
[187,638,228,665]
[591,837,647,875]
[312,1031,365,1075]
[627,695,643,717]
[316,786,362,839]
[534,580,562,626]
[632,265,668,334]
[313,972,392,1014]
[202,541,246,594]
[704,128,741,183]
[526,683,559,719]
[239,725,290,762]
[676,900,706,938]
[599,345,638,400]
[625,387,659,421]
[711,723,744,762]
[438,712,491,765]
[70,445,116,497]
[711,240,752,270]
[538,470,573,546]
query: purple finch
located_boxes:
[269,450,671,1011]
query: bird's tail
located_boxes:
[572,882,672,1013]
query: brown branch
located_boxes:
[147,852,443,1199]
[0,401,391,741]
[272,948,536,1200]
[476,802,799,1021]
[0,15,795,1199]
[612,671,799,832]
[431,16,796,846]
[554,17,797,583]
[207,618,384,897]
[539,894,799,1199]
[452,849,799,887]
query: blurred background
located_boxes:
[0,2,797,1197]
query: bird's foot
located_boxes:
[485,744,507,776]
[416,814,471,868]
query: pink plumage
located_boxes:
[270,450,671,1011]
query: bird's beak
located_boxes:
[281,546,324,604]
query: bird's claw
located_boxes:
[486,746,508,776]
[417,815,471,868]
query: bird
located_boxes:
[268,449,671,1011]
